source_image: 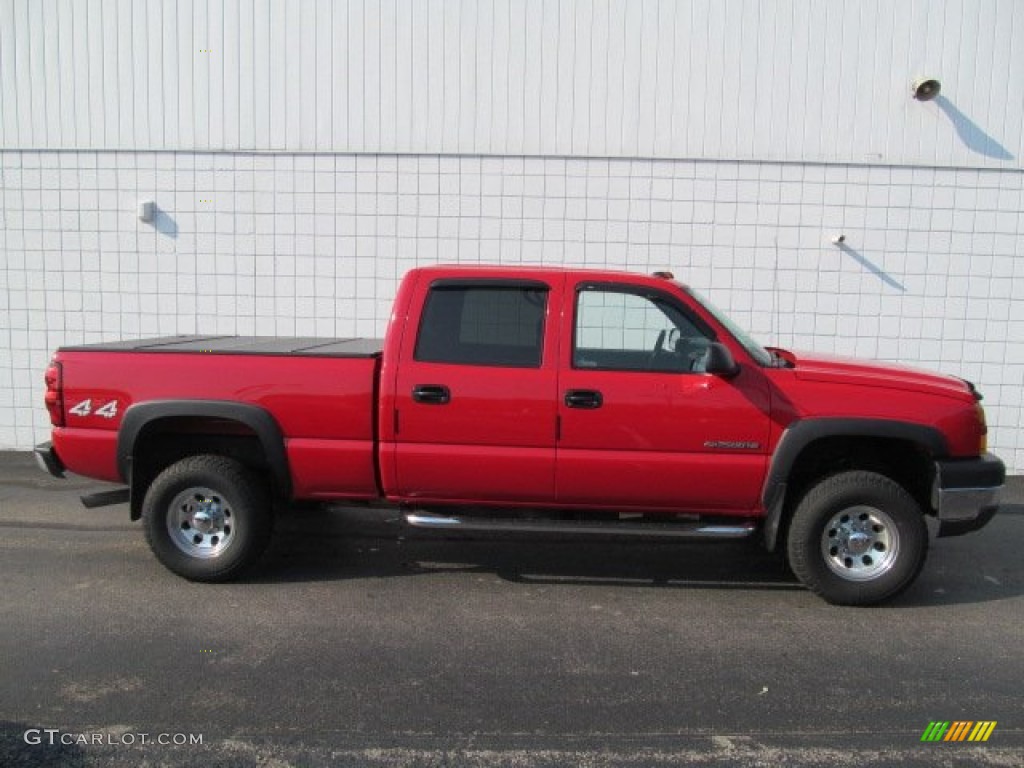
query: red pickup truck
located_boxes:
[36,265,1004,604]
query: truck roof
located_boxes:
[417,264,686,287]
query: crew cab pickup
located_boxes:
[36,265,1005,604]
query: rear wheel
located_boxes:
[142,455,272,582]
[786,471,928,605]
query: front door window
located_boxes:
[574,287,713,373]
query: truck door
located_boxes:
[556,280,771,512]
[392,276,559,503]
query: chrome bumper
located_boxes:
[933,453,1004,537]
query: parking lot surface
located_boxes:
[1,452,1022,766]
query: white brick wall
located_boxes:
[1,149,1022,470]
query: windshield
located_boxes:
[683,286,773,366]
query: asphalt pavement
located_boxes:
[1,451,1022,767]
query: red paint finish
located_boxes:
[767,355,981,456]
[387,268,562,503]
[54,350,378,494]
[555,274,772,511]
[556,368,771,511]
[286,438,377,499]
[52,428,120,483]
[47,265,993,515]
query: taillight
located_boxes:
[44,360,64,427]
[975,402,988,454]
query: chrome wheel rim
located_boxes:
[821,505,899,581]
[167,486,235,559]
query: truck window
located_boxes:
[415,285,548,367]
[573,287,712,372]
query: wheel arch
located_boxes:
[118,400,291,520]
[762,419,946,551]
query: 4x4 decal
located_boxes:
[69,399,119,419]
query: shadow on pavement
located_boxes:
[252,503,1024,608]
[258,506,801,592]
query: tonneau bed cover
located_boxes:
[59,335,383,358]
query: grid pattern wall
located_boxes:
[1,0,1022,167]
[576,291,673,352]
[1,149,1022,470]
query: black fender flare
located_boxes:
[117,400,291,502]
[762,418,947,551]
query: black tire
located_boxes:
[786,471,928,606]
[142,455,272,582]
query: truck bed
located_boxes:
[59,335,383,358]
[51,335,384,499]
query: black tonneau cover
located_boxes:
[59,335,383,358]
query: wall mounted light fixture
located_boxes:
[138,200,155,223]
[912,78,941,101]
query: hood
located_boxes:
[778,349,974,401]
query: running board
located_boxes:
[80,488,131,509]
[404,513,757,539]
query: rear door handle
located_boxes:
[564,389,603,409]
[412,384,451,405]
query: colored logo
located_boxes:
[921,721,997,742]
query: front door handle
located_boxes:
[412,384,451,405]
[564,389,603,409]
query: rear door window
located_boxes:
[415,284,548,367]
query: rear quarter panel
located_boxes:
[55,351,379,499]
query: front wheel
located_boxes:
[786,471,928,606]
[142,455,272,582]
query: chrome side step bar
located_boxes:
[404,513,757,539]
[80,487,131,509]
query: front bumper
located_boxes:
[34,441,66,479]
[933,453,1004,537]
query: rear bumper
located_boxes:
[933,453,1004,537]
[34,441,66,479]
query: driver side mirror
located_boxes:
[704,342,740,377]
